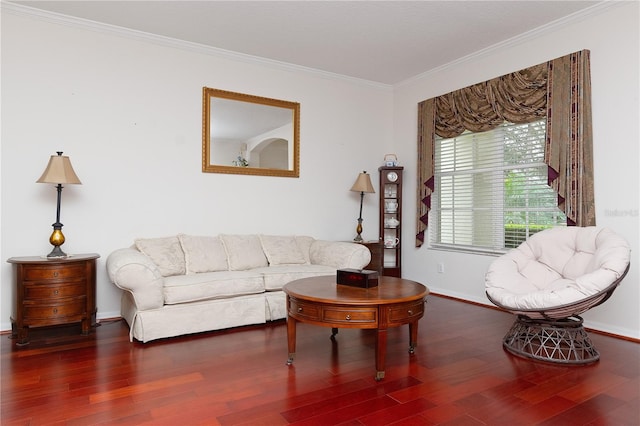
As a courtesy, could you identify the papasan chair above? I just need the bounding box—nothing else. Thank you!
[485,226,630,365]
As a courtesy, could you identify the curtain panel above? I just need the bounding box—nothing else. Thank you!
[416,50,594,247]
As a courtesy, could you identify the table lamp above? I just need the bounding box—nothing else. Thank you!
[350,171,375,242]
[37,151,82,258]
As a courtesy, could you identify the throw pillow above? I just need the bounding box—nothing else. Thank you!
[220,234,268,271]
[178,234,228,274]
[259,235,307,265]
[294,235,314,264]
[135,236,185,277]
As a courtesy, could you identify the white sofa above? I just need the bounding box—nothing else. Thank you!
[106,234,371,342]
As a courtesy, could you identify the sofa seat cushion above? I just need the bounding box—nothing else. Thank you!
[253,264,336,291]
[163,270,264,305]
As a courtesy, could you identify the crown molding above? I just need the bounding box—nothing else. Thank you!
[396,1,625,88]
[2,0,623,90]
[1,1,392,90]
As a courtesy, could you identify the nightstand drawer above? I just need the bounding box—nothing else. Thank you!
[23,264,86,281]
[387,300,424,324]
[323,307,377,324]
[23,298,86,320]
[24,281,86,300]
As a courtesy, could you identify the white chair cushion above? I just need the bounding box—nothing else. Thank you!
[486,227,630,310]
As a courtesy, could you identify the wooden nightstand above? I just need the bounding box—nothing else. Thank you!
[356,240,383,276]
[7,253,100,346]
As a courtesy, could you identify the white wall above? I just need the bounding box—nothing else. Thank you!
[0,8,392,327]
[394,2,640,339]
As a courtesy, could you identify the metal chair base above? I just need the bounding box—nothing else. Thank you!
[502,315,599,365]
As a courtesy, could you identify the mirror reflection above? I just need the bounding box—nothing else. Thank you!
[202,87,300,177]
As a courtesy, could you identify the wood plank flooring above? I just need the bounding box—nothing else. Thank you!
[2,295,638,425]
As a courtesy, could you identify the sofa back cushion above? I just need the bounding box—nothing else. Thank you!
[259,235,307,265]
[294,236,314,264]
[220,234,269,271]
[178,234,228,274]
[134,236,185,277]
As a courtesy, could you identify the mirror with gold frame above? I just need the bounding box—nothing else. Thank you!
[202,87,300,177]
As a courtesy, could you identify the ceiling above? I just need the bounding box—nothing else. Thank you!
[13,1,603,85]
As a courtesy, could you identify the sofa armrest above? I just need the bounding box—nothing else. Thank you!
[106,248,164,310]
[309,240,371,269]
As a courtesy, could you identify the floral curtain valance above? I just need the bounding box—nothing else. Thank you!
[416,50,594,247]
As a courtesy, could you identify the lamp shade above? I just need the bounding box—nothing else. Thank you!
[350,171,375,193]
[37,152,82,185]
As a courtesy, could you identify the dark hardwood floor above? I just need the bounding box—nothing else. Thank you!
[2,295,638,425]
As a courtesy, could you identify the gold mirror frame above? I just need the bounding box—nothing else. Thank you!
[202,87,300,177]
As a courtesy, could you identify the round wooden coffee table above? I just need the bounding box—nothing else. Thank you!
[283,275,428,380]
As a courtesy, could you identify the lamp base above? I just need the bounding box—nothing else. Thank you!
[48,225,67,258]
[47,246,68,258]
[354,218,363,242]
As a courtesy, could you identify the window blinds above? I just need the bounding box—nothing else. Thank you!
[432,120,566,253]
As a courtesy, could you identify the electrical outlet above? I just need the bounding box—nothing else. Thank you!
[437,263,444,273]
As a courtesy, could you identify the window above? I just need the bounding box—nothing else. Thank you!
[431,119,566,253]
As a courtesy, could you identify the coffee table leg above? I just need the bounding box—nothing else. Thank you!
[409,321,418,354]
[375,328,387,381]
[286,315,296,365]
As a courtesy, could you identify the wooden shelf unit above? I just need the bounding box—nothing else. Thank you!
[378,166,403,277]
